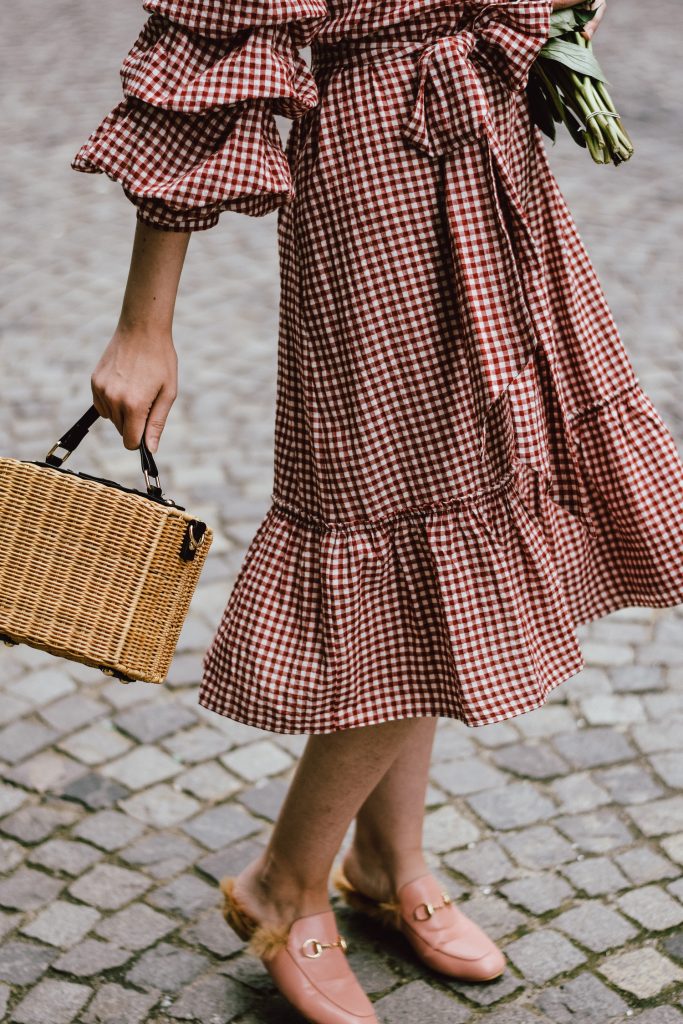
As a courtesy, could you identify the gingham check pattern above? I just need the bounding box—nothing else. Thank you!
[73,1,683,732]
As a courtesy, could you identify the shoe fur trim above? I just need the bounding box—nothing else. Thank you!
[219,876,290,961]
[331,865,403,930]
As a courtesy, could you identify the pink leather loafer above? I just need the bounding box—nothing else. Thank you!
[333,866,506,982]
[220,876,378,1024]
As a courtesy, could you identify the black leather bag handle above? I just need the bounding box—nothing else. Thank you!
[44,405,163,498]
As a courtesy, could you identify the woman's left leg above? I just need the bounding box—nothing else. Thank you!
[340,715,439,900]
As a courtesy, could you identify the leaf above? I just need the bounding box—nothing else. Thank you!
[526,74,557,141]
[539,39,609,84]
[548,8,595,38]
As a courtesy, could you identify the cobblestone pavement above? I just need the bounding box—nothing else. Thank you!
[1,1,682,1021]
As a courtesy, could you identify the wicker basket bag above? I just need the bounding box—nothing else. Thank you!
[0,405,213,684]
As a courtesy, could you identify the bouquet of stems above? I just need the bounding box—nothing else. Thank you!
[527,5,634,165]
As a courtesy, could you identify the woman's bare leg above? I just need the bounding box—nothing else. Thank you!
[232,717,429,929]
[341,716,438,900]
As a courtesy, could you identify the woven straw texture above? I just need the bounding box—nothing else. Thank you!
[0,458,212,683]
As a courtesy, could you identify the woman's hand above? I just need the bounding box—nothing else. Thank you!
[91,219,191,453]
[551,0,607,41]
[91,326,178,453]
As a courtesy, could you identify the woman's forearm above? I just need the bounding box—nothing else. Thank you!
[118,219,191,335]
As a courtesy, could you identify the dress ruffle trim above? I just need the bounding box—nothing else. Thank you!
[71,11,321,228]
[142,0,329,39]
[200,381,683,733]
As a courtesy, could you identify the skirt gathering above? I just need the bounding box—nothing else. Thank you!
[72,0,683,733]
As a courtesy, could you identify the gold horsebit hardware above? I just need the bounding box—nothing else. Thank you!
[412,892,452,922]
[301,935,348,958]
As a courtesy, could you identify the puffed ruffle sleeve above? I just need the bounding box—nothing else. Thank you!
[71,1,328,231]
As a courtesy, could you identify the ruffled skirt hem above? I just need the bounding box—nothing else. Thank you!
[199,381,683,734]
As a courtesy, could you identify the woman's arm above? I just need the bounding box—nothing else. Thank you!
[90,221,190,454]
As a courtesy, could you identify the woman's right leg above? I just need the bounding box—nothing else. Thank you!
[232,716,424,929]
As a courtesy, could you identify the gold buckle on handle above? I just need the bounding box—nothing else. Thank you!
[301,935,348,958]
[46,442,72,464]
[413,893,452,921]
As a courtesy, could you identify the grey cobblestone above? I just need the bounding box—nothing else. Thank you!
[52,938,133,976]
[2,1,683,1021]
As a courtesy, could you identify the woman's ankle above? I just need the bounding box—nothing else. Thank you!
[344,834,429,897]
[236,849,332,924]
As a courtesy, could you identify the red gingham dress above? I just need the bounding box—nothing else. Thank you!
[73,0,683,732]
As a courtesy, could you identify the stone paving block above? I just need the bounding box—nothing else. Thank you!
[504,929,587,984]
[72,809,146,851]
[162,725,232,764]
[0,837,24,872]
[553,809,634,853]
[449,970,523,1007]
[95,903,176,951]
[626,796,683,837]
[663,931,683,964]
[52,938,132,976]
[119,783,200,828]
[126,942,210,993]
[236,777,290,821]
[560,855,630,895]
[552,899,639,952]
[616,884,683,931]
[182,802,261,851]
[0,866,64,911]
[8,668,75,707]
[0,940,57,984]
[148,872,219,919]
[0,781,28,816]
[113,701,197,744]
[0,720,59,764]
[631,1011,683,1024]
[534,971,629,1022]
[20,900,101,948]
[196,836,267,884]
[10,978,91,1024]
[429,756,507,795]
[423,804,480,852]
[476,1002,552,1024]
[649,750,683,788]
[38,694,107,733]
[612,664,666,692]
[0,984,8,1021]
[27,838,102,876]
[443,838,514,885]
[593,763,665,804]
[615,846,681,885]
[120,830,201,880]
[456,892,527,941]
[499,825,576,870]
[81,982,160,1024]
[467,781,556,831]
[221,739,293,781]
[68,863,151,910]
[598,946,683,998]
[500,874,575,915]
[3,750,86,794]
[60,771,130,810]
[661,833,683,865]
[1,802,80,843]
[514,704,578,738]
[174,761,241,802]
[373,979,471,1023]
[668,877,683,902]
[430,723,476,761]
[580,640,634,668]
[551,727,636,769]
[579,693,646,725]
[0,694,31,727]
[168,974,253,1022]
[490,742,570,779]
[632,720,682,755]
[181,909,243,957]
[57,722,132,765]
[643,693,683,719]
[101,745,181,790]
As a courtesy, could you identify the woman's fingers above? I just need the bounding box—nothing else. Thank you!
[581,0,607,40]
[140,385,177,454]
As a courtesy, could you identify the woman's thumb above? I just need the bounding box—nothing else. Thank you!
[144,390,175,454]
